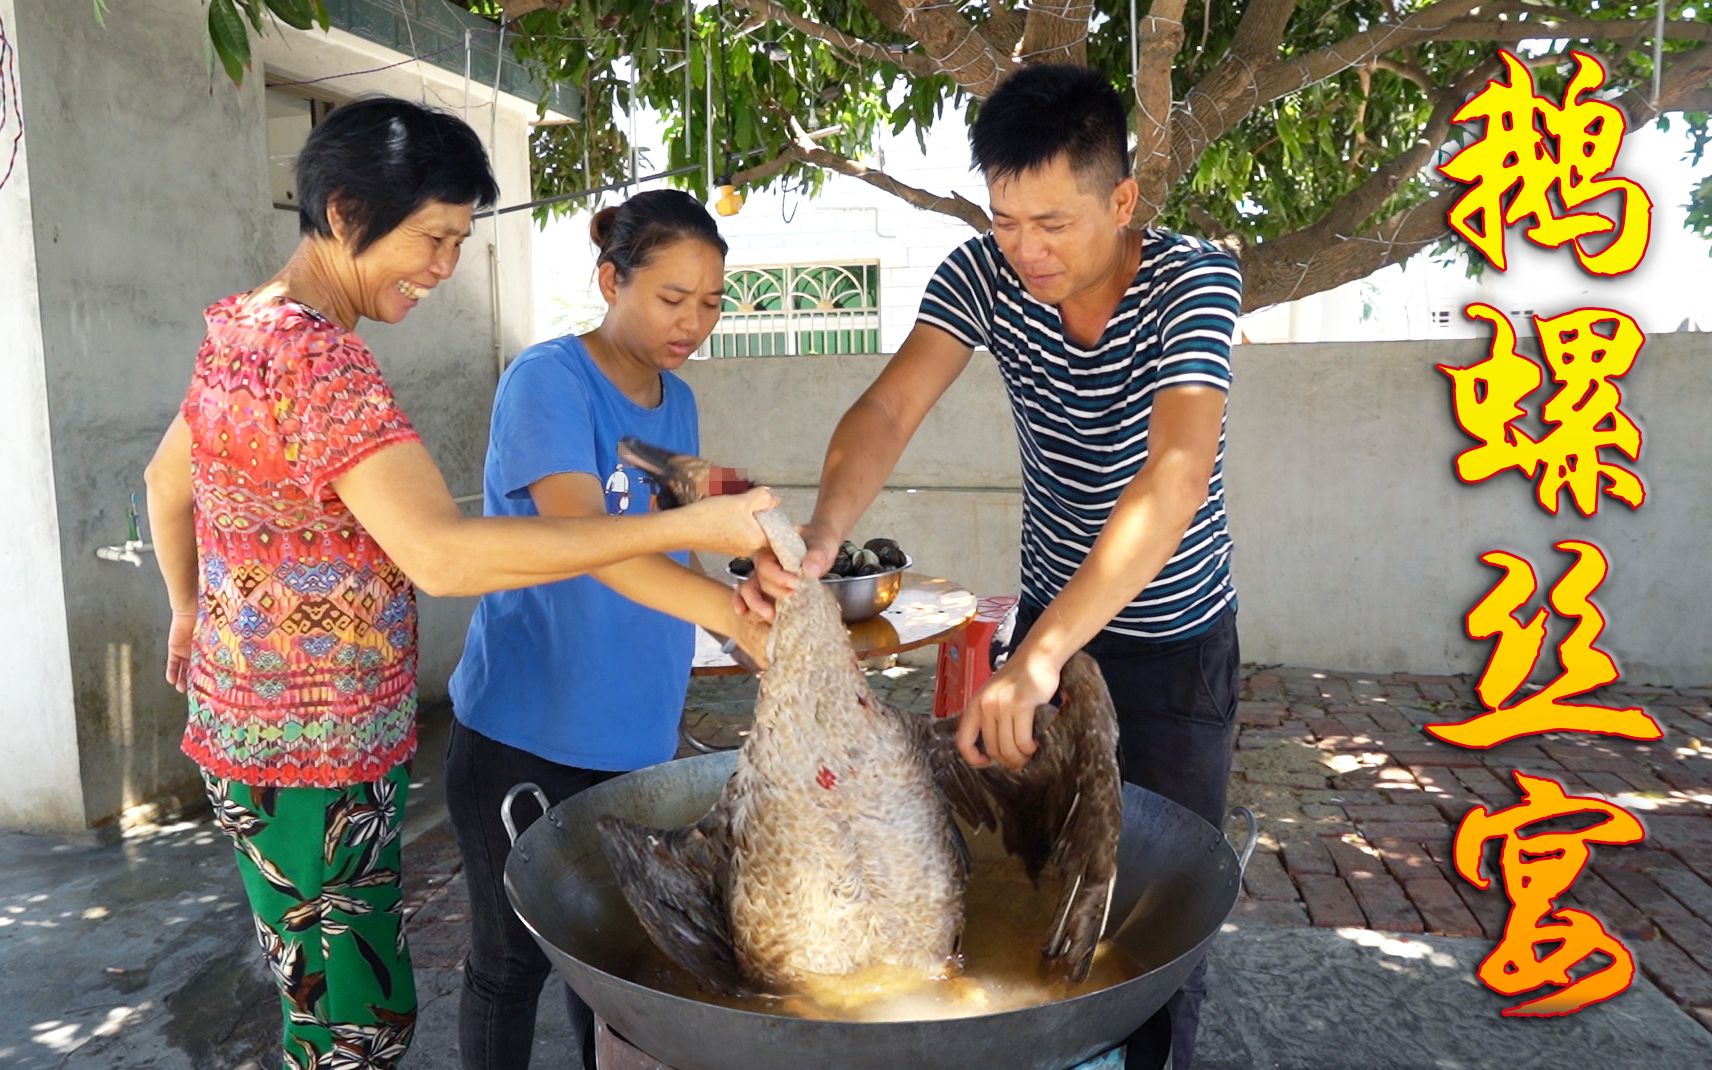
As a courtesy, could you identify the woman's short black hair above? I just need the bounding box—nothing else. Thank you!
[296,96,500,254]
[971,65,1130,190]
[589,189,728,282]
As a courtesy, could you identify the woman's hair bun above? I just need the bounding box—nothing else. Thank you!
[589,205,622,252]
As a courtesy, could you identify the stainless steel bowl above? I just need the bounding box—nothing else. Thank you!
[820,556,911,623]
[728,556,911,624]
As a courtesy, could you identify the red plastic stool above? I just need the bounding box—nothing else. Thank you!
[932,595,1019,719]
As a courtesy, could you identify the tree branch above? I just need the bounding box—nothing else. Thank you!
[859,0,911,32]
[882,0,1017,98]
[1257,61,1495,270]
[1434,17,1712,45]
[1613,42,1712,125]
[1167,0,1485,195]
[734,117,991,231]
[1374,55,1437,93]
[1018,1,1091,65]
[1669,86,1712,114]
[1237,31,1711,310]
[729,147,800,189]
[1133,1,1188,225]
[729,0,937,76]
[1184,203,1242,249]
[1250,0,1489,115]
[982,9,1027,56]
[500,0,553,19]
[1241,195,1453,311]
[1228,0,1299,57]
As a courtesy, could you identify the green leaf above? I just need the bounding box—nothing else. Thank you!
[312,0,330,31]
[736,106,757,151]
[240,0,267,33]
[265,0,316,32]
[209,0,251,86]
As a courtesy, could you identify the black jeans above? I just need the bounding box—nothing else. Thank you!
[1006,603,1240,1070]
[445,720,617,1070]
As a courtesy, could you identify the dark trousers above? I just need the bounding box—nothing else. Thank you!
[445,720,617,1070]
[1006,603,1241,1070]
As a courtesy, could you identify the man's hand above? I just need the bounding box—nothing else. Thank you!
[956,649,1062,770]
[733,522,840,622]
[165,608,196,693]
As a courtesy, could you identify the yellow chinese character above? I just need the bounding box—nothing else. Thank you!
[1439,50,1652,275]
[1427,541,1661,748]
[1439,305,1644,517]
[1455,773,1644,1016]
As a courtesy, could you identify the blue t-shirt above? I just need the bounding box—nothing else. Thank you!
[449,335,700,770]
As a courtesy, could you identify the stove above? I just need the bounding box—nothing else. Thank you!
[594,1017,1127,1070]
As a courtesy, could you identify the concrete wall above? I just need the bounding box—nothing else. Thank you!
[680,332,1712,687]
[9,0,537,830]
[0,0,84,834]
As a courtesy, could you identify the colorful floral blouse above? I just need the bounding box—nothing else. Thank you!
[180,294,422,787]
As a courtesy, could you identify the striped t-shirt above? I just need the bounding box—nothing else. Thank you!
[918,229,1241,640]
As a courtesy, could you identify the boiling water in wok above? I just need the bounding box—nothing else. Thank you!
[615,831,1169,1023]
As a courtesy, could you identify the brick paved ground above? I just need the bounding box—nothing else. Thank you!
[403,661,1712,1035]
[1225,665,1712,1032]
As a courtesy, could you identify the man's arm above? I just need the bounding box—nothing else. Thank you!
[741,323,973,617]
[528,473,769,668]
[956,385,1227,769]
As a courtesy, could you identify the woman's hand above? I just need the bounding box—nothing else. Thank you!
[164,608,196,693]
[682,486,779,558]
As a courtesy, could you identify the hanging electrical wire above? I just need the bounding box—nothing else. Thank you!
[716,0,734,177]
[397,0,430,103]
[266,41,465,89]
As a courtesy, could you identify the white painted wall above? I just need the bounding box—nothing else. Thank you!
[7,0,541,831]
[0,0,83,834]
[534,101,991,349]
[682,333,1712,687]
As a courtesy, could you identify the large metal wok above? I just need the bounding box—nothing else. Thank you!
[503,751,1257,1070]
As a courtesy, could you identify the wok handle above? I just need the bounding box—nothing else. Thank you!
[500,782,553,860]
[1229,806,1260,875]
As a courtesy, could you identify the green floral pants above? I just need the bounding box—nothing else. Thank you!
[203,765,416,1070]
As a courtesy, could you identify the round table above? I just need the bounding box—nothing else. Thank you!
[690,572,978,675]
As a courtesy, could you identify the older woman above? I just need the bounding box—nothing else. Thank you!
[143,97,773,1070]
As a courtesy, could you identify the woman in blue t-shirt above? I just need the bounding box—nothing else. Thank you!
[445,190,761,1070]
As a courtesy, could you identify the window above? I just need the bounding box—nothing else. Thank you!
[705,263,881,358]
[267,85,337,210]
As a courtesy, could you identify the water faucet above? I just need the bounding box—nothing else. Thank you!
[95,494,155,567]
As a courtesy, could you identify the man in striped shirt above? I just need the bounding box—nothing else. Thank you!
[742,65,1241,1070]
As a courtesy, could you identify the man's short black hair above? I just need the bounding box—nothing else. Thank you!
[296,96,500,254]
[970,65,1130,190]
